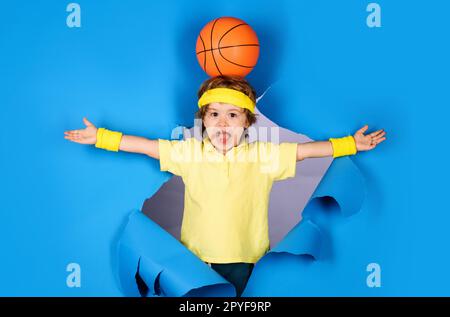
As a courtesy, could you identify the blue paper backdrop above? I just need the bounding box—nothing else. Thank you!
[0,0,448,296]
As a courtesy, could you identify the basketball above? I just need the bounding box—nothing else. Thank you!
[196,17,260,78]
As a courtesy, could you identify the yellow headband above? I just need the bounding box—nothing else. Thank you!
[198,88,255,113]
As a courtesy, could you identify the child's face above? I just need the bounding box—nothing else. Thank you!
[203,102,249,153]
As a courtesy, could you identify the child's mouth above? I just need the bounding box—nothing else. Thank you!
[216,131,230,145]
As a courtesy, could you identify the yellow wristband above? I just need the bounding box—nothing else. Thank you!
[329,136,357,158]
[95,128,123,152]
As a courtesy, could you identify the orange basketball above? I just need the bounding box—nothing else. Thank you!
[196,17,260,78]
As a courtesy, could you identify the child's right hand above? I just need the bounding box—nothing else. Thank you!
[64,117,98,145]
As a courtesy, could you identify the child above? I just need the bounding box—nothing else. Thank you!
[64,75,386,297]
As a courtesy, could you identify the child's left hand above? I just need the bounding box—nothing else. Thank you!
[353,125,386,151]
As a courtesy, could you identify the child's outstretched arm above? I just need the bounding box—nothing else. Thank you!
[296,125,386,161]
[64,117,160,159]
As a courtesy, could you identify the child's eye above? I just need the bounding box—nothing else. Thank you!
[229,113,238,118]
[210,112,218,117]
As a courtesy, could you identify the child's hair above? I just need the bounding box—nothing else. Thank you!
[196,76,258,135]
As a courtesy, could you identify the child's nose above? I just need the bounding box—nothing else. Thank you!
[217,116,228,127]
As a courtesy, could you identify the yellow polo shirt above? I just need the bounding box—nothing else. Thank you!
[158,137,298,264]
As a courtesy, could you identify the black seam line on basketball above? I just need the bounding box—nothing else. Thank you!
[218,51,256,68]
[210,18,223,76]
[218,45,258,68]
[218,23,247,49]
[199,34,207,72]
[218,23,258,69]
[196,44,260,55]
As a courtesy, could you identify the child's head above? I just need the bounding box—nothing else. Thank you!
[196,75,258,153]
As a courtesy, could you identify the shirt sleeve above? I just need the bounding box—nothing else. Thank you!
[158,138,189,177]
[259,142,298,181]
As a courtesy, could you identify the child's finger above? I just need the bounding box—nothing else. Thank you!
[369,129,383,137]
[357,125,369,134]
[67,133,79,138]
[83,117,94,127]
[373,132,386,140]
[372,137,386,145]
